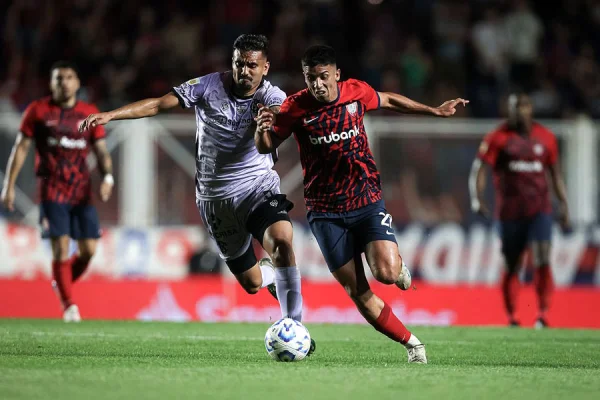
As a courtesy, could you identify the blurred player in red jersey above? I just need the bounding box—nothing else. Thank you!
[1,61,114,322]
[469,92,570,328]
[255,45,468,363]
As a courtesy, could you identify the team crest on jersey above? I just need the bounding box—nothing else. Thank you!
[187,78,200,85]
[346,102,358,115]
[533,143,544,156]
[221,102,229,112]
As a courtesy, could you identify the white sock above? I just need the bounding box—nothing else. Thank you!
[404,334,422,349]
[275,266,303,321]
[259,264,275,288]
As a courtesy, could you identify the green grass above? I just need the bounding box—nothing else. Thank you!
[0,320,599,400]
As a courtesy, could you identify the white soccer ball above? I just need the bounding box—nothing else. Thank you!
[264,318,311,362]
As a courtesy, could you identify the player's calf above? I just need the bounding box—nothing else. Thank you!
[262,221,304,322]
[229,247,265,295]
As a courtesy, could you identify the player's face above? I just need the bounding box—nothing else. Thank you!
[509,94,533,124]
[50,68,80,102]
[232,50,269,94]
[303,64,340,103]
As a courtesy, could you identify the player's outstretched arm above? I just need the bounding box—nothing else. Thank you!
[378,92,469,117]
[79,93,180,132]
[254,104,284,154]
[1,133,32,212]
[469,159,491,219]
[549,162,570,229]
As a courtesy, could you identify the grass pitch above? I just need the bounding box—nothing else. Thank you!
[0,319,599,400]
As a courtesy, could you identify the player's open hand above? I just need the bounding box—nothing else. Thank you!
[254,103,275,132]
[79,112,112,132]
[0,185,15,212]
[100,181,113,202]
[434,98,469,117]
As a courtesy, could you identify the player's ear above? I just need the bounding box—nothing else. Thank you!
[335,69,341,81]
[263,61,270,76]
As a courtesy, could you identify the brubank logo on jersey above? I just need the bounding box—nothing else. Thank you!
[47,136,87,149]
[508,160,543,173]
[309,125,360,145]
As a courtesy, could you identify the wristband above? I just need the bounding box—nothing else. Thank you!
[103,174,114,185]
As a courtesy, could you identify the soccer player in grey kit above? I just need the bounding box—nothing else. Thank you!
[80,34,315,355]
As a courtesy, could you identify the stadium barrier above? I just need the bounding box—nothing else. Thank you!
[1,277,599,328]
[1,220,599,285]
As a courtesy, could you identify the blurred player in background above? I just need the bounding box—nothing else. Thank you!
[255,45,468,364]
[79,34,315,355]
[469,92,570,328]
[1,61,114,322]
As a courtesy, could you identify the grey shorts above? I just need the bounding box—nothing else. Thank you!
[197,174,292,261]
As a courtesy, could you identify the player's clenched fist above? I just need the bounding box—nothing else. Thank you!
[254,103,275,132]
[79,112,113,132]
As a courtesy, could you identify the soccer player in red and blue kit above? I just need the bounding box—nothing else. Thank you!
[1,61,114,322]
[470,92,570,329]
[255,45,468,363]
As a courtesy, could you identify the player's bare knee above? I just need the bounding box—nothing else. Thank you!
[372,260,400,285]
[372,269,397,284]
[53,246,71,261]
[78,250,94,263]
[369,251,401,284]
[242,284,261,295]
[535,255,550,267]
[270,239,295,267]
[239,277,262,295]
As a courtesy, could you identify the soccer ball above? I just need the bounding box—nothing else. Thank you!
[264,318,311,362]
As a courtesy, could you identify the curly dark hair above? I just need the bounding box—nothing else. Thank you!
[301,45,337,68]
[233,34,269,57]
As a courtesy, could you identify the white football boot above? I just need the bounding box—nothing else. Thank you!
[63,304,81,323]
[395,261,412,290]
[407,344,427,364]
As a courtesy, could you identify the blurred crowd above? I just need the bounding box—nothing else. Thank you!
[1,0,599,227]
[2,0,600,118]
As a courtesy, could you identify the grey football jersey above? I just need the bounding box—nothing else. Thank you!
[172,72,286,200]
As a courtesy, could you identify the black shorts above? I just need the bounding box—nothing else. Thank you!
[220,193,294,275]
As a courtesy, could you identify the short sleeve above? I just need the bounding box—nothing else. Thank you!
[351,79,380,111]
[261,85,286,109]
[477,131,501,166]
[172,74,214,108]
[19,102,37,138]
[271,97,296,140]
[89,105,106,142]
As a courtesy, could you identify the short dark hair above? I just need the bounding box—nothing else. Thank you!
[50,60,79,77]
[233,34,269,57]
[301,45,337,68]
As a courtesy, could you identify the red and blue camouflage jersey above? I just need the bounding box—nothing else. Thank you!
[477,122,558,220]
[272,79,381,212]
[19,96,105,205]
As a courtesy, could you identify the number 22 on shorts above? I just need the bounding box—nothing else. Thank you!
[379,212,394,235]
